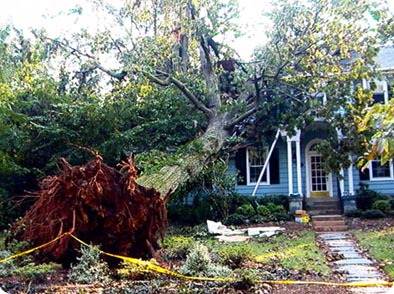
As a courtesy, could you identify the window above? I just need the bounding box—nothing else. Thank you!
[370,159,393,180]
[246,148,269,184]
[365,79,389,104]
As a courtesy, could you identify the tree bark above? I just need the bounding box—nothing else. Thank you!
[137,114,230,199]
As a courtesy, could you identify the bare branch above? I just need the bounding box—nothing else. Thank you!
[96,65,127,80]
[225,105,257,130]
[139,68,214,118]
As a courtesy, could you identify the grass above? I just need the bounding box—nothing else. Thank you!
[199,230,330,276]
[253,231,330,274]
[352,227,394,279]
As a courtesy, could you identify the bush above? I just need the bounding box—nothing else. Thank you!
[0,188,15,229]
[11,262,60,282]
[361,209,385,219]
[232,268,260,291]
[68,244,111,284]
[256,195,289,211]
[374,195,390,201]
[256,205,270,217]
[356,184,382,210]
[389,198,394,210]
[372,200,391,213]
[217,244,254,269]
[0,239,60,282]
[236,204,256,218]
[345,209,363,217]
[168,195,213,225]
[160,236,195,260]
[179,242,232,278]
[265,202,286,214]
[270,213,292,222]
[224,213,245,225]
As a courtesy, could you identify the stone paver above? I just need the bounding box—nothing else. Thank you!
[317,231,390,294]
[334,258,374,265]
[341,252,363,259]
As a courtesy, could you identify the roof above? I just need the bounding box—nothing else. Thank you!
[375,46,394,70]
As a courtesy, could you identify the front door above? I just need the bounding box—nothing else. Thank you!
[308,142,331,197]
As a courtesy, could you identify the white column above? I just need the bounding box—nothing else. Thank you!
[348,155,354,195]
[296,139,302,196]
[339,168,345,196]
[287,139,293,195]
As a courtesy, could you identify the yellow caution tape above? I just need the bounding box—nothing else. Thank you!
[69,233,233,282]
[1,232,393,288]
[0,232,69,263]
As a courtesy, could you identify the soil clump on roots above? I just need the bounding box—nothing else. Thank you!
[11,156,167,265]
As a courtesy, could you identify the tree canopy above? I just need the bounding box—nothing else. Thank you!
[0,0,393,228]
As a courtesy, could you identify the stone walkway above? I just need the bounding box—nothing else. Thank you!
[318,232,392,294]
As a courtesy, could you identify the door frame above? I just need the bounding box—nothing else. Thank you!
[305,139,333,198]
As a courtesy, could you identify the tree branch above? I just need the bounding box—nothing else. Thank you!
[140,69,214,118]
[224,105,257,130]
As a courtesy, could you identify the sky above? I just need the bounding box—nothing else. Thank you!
[0,0,393,59]
[0,0,269,59]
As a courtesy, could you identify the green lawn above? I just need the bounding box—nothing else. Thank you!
[199,230,330,276]
[352,227,394,279]
[253,231,330,274]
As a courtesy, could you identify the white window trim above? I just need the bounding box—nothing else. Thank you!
[369,159,394,181]
[363,79,389,104]
[246,147,270,186]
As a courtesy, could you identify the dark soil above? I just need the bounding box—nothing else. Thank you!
[346,217,394,231]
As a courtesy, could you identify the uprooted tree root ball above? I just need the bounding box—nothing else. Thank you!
[12,156,168,265]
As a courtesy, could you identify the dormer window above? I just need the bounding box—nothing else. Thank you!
[364,79,389,104]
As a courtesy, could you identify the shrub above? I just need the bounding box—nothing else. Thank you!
[345,209,363,217]
[68,244,111,284]
[372,200,391,213]
[236,204,256,218]
[179,242,232,278]
[116,261,159,280]
[356,183,382,210]
[265,202,286,214]
[256,205,270,217]
[224,213,245,225]
[167,195,213,226]
[361,209,385,219]
[389,198,394,210]
[232,268,259,290]
[0,240,60,282]
[270,213,292,222]
[217,244,254,269]
[11,262,61,282]
[160,236,195,259]
[256,195,289,211]
[374,195,390,201]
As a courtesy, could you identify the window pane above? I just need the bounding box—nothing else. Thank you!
[371,161,391,178]
[373,93,385,104]
[248,149,267,183]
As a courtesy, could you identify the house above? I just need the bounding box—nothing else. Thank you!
[228,46,394,210]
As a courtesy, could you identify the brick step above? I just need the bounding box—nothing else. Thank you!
[308,205,341,211]
[312,220,346,227]
[314,225,348,232]
[312,214,347,232]
[305,197,340,203]
[312,214,344,221]
[308,209,342,216]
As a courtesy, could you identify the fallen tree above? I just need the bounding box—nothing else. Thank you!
[10,0,389,263]
[16,156,167,264]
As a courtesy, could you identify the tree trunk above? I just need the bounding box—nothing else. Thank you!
[137,115,230,199]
